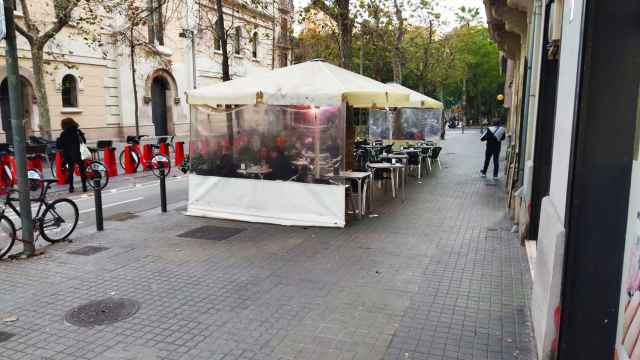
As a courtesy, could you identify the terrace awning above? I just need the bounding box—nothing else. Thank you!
[187,60,411,108]
[385,82,444,109]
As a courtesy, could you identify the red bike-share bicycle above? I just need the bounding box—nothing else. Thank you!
[51,145,110,191]
[119,135,172,176]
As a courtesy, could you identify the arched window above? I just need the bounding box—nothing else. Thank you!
[61,75,78,108]
[251,32,258,59]
[234,26,241,55]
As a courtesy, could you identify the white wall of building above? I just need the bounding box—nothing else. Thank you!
[547,0,584,222]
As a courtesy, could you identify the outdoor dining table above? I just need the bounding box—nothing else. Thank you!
[388,153,408,161]
[329,171,372,218]
[367,162,406,202]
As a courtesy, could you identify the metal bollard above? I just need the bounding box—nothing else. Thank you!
[159,168,167,213]
[93,176,103,231]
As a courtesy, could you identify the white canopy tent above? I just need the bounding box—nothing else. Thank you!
[186,60,412,228]
[188,60,410,108]
[385,83,444,109]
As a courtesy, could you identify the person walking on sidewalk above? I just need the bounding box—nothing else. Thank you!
[480,119,506,180]
[56,118,87,193]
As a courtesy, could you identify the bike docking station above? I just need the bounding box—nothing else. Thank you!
[93,174,104,231]
[153,155,170,213]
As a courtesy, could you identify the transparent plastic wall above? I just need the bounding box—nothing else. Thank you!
[424,109,443,140]
[368,109,392,140]
[190,104,345,184]
[393,108,442,141]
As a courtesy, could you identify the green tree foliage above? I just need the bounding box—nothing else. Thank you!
[295,4,504,124]
[441,25,504,123]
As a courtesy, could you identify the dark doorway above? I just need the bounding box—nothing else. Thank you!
[151,76,169,136]
[558,0,640,357]
[528,1,560,241]
[0,77,33,144]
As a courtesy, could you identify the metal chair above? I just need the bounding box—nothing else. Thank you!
[406,151,421,177]
[428,146,443,170]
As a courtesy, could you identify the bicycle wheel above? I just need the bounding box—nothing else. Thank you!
[119,149,140,172]
[39,198,79,243]
[86,161,109,190]
[0,215,16,259]
[151,154,171,178]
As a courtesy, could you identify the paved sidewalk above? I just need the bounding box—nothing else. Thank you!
[0,131,535,360]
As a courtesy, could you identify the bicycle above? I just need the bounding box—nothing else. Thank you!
[0,172,79,259]
[0,144,15,185]
[52,148,110,191]
[119,135,173,175]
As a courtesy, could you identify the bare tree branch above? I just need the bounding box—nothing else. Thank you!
[41,0,82,43]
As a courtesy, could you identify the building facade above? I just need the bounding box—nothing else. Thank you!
[0,0,293,142]
[485,0,640,359]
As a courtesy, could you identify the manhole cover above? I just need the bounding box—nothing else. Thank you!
[177,226,246,241]
[106,212,139,222]
[67,246,109,256]
[0,331,15,343]
[65,298,140,327]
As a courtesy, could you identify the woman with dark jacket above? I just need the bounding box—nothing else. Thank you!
[56,118,87,192]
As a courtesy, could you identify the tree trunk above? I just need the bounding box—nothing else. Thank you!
[392,58,401,84]
[391,0,404,84]
[440,86,445,140]
[215,0,233,151]
[359,33,364,75]
[130,40,140,137]
[336,0,352,70]
[215,0,230,82]
[30,44,52,139]
[418,20,433,93]
[462,78,467,130]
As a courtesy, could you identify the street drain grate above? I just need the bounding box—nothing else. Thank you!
[177,226,246,241]
[67,246,110,256]
[0,331,15,343]
[65,298,140,327]
[106,212,139,222]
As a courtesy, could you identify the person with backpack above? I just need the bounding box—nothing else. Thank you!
[56,117,88,193]
[480,119,506,180]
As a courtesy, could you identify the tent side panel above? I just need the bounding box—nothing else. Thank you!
[187,175,346,228]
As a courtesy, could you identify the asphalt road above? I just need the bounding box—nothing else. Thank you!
[3,174,188,256]
[69,174,188,231]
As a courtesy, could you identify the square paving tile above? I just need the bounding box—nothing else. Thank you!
[177,225,246,241]
[67,246,110,256]
[0,331,15,343]
[106,212,139,222]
